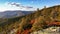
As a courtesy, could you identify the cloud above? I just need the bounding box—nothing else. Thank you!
[8,2,21,7]
[0,2,36,12]
[8,2,33,9]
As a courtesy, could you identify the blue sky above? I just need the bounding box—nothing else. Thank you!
[0,0,60,11]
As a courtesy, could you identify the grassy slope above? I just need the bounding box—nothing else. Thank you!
[0,5,60,34]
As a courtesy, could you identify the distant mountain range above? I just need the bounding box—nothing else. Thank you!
[0,10,34,18]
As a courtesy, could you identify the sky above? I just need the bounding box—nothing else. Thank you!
[0,0,60,12]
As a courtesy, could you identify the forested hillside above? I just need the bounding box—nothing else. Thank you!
[0,5,60,34]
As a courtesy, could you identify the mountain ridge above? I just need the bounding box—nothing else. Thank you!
[0,10,34,18]
[0,5,60,34]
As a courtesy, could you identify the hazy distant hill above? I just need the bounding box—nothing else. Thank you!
[0,10,34,18]
[0,5,60,34]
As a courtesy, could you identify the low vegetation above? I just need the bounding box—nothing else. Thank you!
[0,5,60,34]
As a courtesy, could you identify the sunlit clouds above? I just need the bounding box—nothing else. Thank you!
[0,2,36,12]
